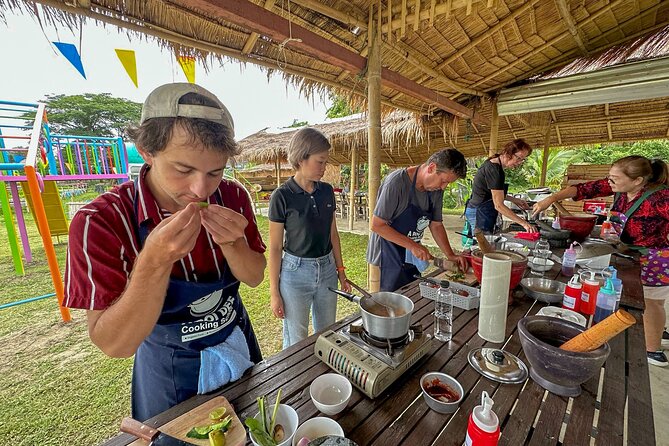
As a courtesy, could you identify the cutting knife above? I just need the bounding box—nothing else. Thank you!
[120,417,197,446]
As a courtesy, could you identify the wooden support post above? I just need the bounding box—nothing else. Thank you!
[539,123,552,187]
[275,152,281,188]
[489,96,499,156]
[348,145,358,231]
[368,3,382,292]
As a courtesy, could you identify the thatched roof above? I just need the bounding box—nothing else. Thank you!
[6,0,668,163]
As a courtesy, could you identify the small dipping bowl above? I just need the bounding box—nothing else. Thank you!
[292,417,345,446]
[251,404,299,446]
[310,373,352,416]
[420,372,464,414]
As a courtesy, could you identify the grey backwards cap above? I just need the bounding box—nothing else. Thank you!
[140,83,234,136]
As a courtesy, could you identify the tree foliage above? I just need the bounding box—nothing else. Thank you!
[325,93,359,119]
[35,93,142,137]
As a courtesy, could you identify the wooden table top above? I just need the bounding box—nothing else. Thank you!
[102,256,655,446]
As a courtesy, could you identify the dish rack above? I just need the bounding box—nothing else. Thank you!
[419,282,480,310]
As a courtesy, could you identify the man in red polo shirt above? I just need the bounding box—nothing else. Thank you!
[64,83,267,420]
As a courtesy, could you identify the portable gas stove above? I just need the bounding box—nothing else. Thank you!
[314,319,432,398]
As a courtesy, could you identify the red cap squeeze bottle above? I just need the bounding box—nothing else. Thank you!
[580,271,600,316]
[562,274,582,313]
[466,391,500,446]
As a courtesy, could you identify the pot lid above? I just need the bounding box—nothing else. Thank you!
[467,348,528,384]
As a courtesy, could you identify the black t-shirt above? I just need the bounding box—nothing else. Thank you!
[268,177,335,258]
[469,158,506,206]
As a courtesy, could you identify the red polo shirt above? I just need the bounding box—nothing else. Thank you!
[64,166,266,310]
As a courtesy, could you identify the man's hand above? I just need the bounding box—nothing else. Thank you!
[201,205,248,247]
[142,203,202,268]
[447,253,469,272]
[410,242,433,261]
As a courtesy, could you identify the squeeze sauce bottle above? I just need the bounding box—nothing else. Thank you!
[580,271,600,316]
[606,267,623,309]
[561,242,577,277]
[466,391,500,446]
[562,274,582,313]
[593,278,617,324]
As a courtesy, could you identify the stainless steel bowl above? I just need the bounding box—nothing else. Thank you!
[520,278,565,304]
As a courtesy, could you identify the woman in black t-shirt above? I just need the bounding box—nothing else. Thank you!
[267,128,351,349]
[465,139,537,234]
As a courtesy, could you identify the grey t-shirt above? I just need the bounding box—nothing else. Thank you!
[366,168,443,266]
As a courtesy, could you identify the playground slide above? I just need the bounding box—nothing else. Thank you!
[20,180,69,237]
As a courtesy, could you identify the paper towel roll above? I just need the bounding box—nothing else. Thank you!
[478,252,512,343]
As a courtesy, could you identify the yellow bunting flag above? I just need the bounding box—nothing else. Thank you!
[177,55,196,83]
[114,49,138,88]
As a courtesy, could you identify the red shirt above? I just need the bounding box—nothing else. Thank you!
[64,166,266,310]
[574,178,669,248]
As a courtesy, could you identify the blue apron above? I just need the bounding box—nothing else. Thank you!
[379,165,433,292]
[130,184,262,421]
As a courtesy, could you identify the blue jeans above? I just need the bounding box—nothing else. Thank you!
[279,251,338,349]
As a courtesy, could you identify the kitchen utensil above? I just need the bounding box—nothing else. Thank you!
[474,229,495,253]
[468,250,528,291]
[535,220,571,248]
[537,306,587,327]
[559,214,598,242]
[527,257,555,272]
[346,279,396,317]
[518,316,610,397]
[561,309,636,352]
[467,348,528,384]
[532,238,551,277]
[519,278,565,304]
[292,418,344,446]
[420,372,464,413]
[121,418,198,446]
[309,373,352,416]
[328,288,413,339]
[127,396,246,446]
[251,404,299,446]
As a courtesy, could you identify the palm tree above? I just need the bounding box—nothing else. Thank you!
[523,149,583,189]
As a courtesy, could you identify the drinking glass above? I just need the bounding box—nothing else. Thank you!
[532,238,551,277]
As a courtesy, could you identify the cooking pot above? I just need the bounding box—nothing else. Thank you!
[329,288,413,339]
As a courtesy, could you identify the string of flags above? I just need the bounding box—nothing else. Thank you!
[52,41,196,86]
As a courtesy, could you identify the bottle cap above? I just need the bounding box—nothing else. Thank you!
[565,242,576,254]
[600,278,616,295]
[439,280,450,289]
[568,274,582,289]
[472,391,499,433]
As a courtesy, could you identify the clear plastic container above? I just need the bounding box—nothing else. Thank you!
[434,280,454,342]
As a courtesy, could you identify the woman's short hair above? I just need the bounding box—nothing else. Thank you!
[613,155,669,187]
[287,127,331,169]
[127,92,238,157]
[499,138,532,158]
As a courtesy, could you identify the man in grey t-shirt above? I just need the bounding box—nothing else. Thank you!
[367,148,469,292]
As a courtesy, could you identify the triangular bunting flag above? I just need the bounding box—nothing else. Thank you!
[53,42,86,79]
[115,49,138,88]
[177,55,196,83]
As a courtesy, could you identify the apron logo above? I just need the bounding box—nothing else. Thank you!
[407,216,430,242]
[182,293,237,342]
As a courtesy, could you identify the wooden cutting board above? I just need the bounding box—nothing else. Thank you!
[435,268,478,286]
[129,396,246,446]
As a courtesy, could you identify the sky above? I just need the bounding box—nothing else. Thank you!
[0,9,331,140]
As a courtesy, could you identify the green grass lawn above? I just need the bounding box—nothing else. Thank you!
[0,209,362,445]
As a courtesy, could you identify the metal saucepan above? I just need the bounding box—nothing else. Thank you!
[329,287,414,339]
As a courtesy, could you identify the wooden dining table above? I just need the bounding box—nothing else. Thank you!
[101,253,655,446]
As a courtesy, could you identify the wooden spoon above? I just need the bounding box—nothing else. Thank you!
[474,229,495,254]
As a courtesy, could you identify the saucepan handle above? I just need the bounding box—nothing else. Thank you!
[328,287,361,303]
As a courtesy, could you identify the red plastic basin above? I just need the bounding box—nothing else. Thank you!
[469,251,528,291]
[559,214,598,242]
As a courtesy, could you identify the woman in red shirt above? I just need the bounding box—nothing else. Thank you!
[533,156,669,367]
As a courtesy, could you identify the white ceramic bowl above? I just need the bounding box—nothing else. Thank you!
[527,257,555,272]
[537,306,587,327]
[420,372,464,414]
[291,417,345,446]
[250,403,299,446]
[310,374,352,416]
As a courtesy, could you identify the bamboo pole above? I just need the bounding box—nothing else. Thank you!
[489,96,499,156]
[539,122,552,187]
[368,3,382,292]
[275,151,281,188]
[348,145,358,231]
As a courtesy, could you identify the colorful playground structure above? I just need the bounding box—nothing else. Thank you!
[0,99,130,321]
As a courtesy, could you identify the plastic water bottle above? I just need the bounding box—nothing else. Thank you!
[466,391,500,446]
[594,279,617,324]
[561,242,577,277]
[606,267,623,309]
[434,280,453,342]
[562,274,582,313]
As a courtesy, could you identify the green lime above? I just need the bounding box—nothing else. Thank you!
[208,429,226,446]
[209,407,227,421]
[198,202,209,208]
